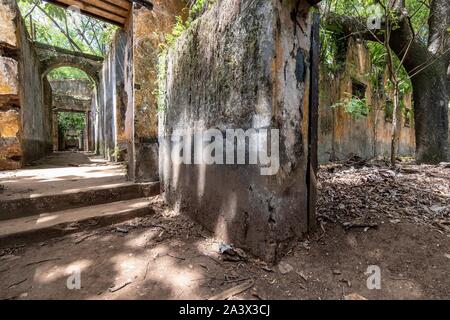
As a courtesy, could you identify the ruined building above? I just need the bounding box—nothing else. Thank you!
[318,38,415,163]
[0,0,417,262]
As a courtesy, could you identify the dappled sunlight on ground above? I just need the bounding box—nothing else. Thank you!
[0,162,448,300]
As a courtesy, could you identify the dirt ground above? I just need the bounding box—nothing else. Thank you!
[0,160,448,300]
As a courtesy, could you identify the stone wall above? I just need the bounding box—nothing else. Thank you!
[0,0,21,170]
[0,0,52,170]
[123,15,135,178]
[160,0,316,262]
[318,38,416,163]
[83,1,186,176]
[94,30,127,160]
[128,0,187,181]
[49,79,93,98]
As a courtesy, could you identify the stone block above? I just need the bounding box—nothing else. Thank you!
[0,109,19,137]
[0,0,18,49]
[0,56,18,96]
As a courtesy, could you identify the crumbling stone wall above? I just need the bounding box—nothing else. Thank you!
[128,0,187,181]
[0,0,52,169]
[0,54,20,169]
[318,38,416,163]
[160,0,316,262]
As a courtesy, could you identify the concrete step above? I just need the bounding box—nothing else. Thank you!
[0,182,159,221]
[0,197,154,246]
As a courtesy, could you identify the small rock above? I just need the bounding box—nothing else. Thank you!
[219,243,233,254]
[332,269,342,275]
[19,292,28,298]
[429,205,446,214]
[115,227,128,234]
[278,261,293,274]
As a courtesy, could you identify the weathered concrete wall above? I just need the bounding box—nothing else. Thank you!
[129,0,187,181]
[50,79,92,114]
[123,16,135,178]
[49,79,93,98]
[17,7,53,165]
[88,1,186,176]
[0,0,52,169]
[94,30,127,160]
[52,95,91,112]
[160,0,315,262]
[318,39,416,163]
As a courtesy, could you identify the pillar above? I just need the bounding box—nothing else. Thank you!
[127,0,187,181]
[159,0,318,263]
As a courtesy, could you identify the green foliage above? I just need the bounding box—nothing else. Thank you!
[58,112,85,135]
[17,0,117,56]
[321,0,430,81]
[331,93,370,118]
[366,42,412,96]
[188,0,214,21]
[164,15,188,47]
[321,0,417,118]
[163,0,216,49]
[47,66,90,80]
[320,29,347,75]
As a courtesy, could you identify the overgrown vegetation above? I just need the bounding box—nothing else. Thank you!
[17,0,117,56]
[319,0,450,164]
[47,66,91,81]
[331,95,370,118]
[58,112,85,136]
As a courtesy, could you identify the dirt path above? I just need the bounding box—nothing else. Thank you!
[0,162,448,300]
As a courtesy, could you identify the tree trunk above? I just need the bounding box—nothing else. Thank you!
[390,83,400,165]
[411,60,449,163]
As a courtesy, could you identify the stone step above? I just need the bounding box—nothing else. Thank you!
[0,182,159,221]
[0,197,154,247]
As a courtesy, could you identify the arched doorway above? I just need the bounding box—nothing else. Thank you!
[45,66,96,153]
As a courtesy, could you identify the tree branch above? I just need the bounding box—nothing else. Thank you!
[36,4,82,52]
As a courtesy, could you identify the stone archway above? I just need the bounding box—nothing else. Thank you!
[34,42,103,83]
[32,43,103,155]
